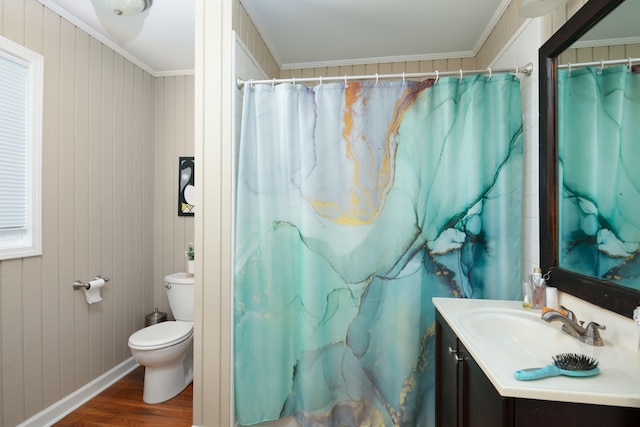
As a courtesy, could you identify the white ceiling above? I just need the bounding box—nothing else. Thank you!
[39,0,511,76]
[241,0,508,69]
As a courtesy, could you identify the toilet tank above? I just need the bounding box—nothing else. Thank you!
[164,272,194,321]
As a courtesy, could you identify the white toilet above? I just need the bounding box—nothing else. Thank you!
[128,272,194,404]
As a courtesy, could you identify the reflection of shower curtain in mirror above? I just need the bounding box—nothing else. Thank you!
[235,74,523,426]
[558,65,640,291]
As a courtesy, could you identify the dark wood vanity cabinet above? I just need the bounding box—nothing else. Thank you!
[436,312,512,427]
[435,311,640,427]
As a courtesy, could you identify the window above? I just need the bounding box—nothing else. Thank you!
[0,37,42,260]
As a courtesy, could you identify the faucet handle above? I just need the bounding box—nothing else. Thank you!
[584,322,606,346]
[560,305,577,321]
[585,321,606,333]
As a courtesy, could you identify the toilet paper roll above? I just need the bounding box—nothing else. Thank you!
[84,278,105,304]
[546,286,558,310]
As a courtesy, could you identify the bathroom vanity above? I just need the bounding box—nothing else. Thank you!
[434,297,640,427]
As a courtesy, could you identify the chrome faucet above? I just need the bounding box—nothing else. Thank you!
[541,306,606,346]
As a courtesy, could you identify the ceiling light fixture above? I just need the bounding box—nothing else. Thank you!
[519,0,568,18]
[103,0,153,16]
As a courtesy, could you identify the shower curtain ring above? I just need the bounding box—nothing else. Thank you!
[599,59,604,74]
[319,76,323,85]
[628,57,633,72]
[487,67,492,80]
[292,77,296,85]
[435,70,439,84]
[459,69,463,81]
[402,72,406,84]
[375,73,379,85]
[568,63,572,76]
[344,75,348,85]
[272,78,276,87]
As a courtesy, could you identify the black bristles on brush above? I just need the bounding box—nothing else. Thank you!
[552,353,599,371]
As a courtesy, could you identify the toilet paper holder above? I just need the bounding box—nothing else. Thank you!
[73,275,110,290]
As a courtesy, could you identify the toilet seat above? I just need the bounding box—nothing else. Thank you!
[128,321,193,351]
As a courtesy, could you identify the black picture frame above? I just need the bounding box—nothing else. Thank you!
[178,156,195,216]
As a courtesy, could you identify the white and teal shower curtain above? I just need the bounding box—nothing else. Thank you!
[235,74,523,427]
[558,65,640,291]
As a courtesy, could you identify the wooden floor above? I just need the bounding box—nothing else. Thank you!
[53,366,193,427]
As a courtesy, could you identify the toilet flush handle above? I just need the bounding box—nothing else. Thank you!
[165,283,172,289]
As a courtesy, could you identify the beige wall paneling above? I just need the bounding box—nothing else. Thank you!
[0,0,160,424]
[59,16,77,399]
[142,70,155,336]
[628,43,640,58]
[112,52,126,366]
[1,260,24,427]
[41,5,63,416]
[153,75,195,319]
[22,0,45,421]
[74,22,91,395]
[561,43,640,65]
[88,36,105,383]
[163,77,176,293]
[172,77,185,278]
[100,44,116,377]
[0,264,3,424]
[153,77,165,313]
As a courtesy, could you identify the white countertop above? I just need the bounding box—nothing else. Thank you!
[433,297,640,408]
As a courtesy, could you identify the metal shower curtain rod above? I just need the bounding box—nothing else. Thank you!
[236,62,534,89]
[558,57,640,70]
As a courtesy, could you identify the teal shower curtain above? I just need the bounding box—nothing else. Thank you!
[558,65,640,290]
[235,74,523,426]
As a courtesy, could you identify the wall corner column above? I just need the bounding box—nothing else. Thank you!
[194,0,234,425]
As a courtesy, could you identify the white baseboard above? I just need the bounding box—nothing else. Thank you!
[17,357,139,427]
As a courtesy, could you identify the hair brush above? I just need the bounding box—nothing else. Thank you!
[514,353,599,381]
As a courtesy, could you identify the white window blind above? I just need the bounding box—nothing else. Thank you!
[0,53,28,235]
[0,37,43,260]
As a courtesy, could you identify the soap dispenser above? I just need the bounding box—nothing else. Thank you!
[529,267,546,309]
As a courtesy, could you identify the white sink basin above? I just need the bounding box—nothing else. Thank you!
[458,307,613,363]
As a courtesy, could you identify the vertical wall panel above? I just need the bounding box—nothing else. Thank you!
[22,256,43,418]
[143,71,155,325]
[153,78,165,311]
[123,60,136,347]
[87,36,104,382]
[111,53,125,364]
[0,264,3,426]
[73,27,91,392]
[41,5,62,411]
[132,67,145,332]
[173,77,186,269]
[100,47,115,373]
[1,260,23,427]
[58,17,77,398]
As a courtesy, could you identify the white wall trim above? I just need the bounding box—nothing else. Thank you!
[17,358,139,427]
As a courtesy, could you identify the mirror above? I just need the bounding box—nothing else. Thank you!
[540,0,640,318]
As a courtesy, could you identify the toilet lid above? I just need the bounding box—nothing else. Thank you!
[128,321,193,350]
